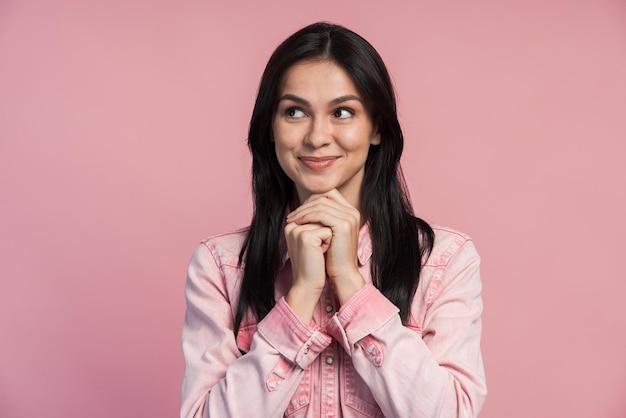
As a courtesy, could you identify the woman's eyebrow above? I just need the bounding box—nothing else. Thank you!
[328,95,362,106]
[277,94,363,106]
[277,94,310,106]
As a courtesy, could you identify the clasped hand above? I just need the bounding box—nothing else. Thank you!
[284,189,365,324]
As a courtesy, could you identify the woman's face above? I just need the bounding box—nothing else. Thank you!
[272,60,380,209]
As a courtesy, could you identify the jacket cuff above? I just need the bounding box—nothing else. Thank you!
[257,297,332,369]
[326,285,399,353]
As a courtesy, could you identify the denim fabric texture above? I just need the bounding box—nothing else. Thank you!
[181,224,487,417]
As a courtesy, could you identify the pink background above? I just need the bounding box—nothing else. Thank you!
[1,0,625,417]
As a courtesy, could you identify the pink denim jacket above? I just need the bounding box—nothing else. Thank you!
[181,224,486,417]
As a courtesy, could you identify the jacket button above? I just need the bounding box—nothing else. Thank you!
[325,356,334,365]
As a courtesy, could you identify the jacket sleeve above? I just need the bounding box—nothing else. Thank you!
[181,242,332,418]
[326,239,487,418]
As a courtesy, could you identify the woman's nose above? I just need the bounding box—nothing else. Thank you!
[303,117,332,148]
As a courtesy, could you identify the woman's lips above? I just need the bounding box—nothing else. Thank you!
[299,156,339,170]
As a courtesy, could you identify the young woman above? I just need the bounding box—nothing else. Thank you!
[181,22,486,418]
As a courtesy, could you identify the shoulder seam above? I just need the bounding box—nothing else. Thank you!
[425,228,472,268]
[201,236,244,270]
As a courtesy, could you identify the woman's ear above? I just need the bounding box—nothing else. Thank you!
[370,131,380,145]
[369,116,382,145]
[370,127,381,145]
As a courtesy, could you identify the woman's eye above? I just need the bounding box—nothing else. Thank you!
[285,108,305,118]
[333,108,354,119]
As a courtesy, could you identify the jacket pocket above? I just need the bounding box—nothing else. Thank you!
[343,356,384,418]
[284,365,312,416]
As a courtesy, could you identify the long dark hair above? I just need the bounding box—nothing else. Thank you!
[235,22,434,333]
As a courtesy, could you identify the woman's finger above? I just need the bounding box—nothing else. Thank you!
[287,193,359,227]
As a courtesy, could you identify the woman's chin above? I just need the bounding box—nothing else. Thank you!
[295,185,337,201]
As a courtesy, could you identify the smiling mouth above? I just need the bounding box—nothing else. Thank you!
[299,156,339,170]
